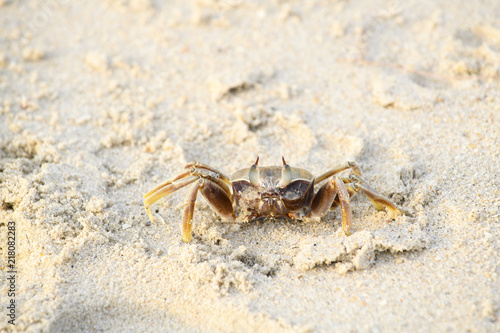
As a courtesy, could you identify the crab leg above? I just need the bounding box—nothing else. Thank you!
[181,178,235,243]
[143,170,192,198]
[144,175,199,221]
[349,175,402,214]
[182,180,202,243]
[184,161,232,186]
[334,177,353,236]
[144,161,236,221]
[309,176,353,235]
[328,181,357,209]
[314,161,361,184]
[184,162,233,201]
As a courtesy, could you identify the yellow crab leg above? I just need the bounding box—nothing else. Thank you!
[144,176,198,221]
[334,176,352,236]
[314,162,361,184]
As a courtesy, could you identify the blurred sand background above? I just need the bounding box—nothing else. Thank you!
[1,0,499,331]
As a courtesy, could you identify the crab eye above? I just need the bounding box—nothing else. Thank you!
[249,157,260,186]
[279,157,292,188]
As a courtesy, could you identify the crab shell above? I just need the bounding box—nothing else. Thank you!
[231,165,315,220]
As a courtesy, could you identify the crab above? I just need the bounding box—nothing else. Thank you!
[144,157,402,242]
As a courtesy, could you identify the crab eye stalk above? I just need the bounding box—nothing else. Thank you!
[279,156,292,188]
[249,156,260,186]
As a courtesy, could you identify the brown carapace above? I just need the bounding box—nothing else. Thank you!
[144,157,402,242]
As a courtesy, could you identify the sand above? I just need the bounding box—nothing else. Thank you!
[0,0,499,332]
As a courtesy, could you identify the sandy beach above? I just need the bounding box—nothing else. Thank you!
[1,0,499,331]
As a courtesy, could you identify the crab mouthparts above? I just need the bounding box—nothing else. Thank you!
[261,191,279,199]
[259,191,285,216]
